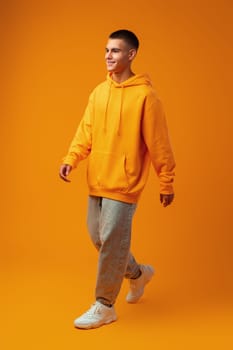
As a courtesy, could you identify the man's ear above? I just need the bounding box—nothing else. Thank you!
[128,48,137,61]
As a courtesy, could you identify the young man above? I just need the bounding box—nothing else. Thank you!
[59,29,175,329]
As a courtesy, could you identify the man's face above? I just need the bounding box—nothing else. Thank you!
[105,38,134,73]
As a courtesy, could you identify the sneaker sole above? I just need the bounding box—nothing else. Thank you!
[74,316,117,330]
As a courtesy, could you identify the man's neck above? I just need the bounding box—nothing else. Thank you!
[111,70,135,84]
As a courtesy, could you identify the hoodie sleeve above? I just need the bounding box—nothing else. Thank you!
[62,94,93,168]
[142,93,176,194]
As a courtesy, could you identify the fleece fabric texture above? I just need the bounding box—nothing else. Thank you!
[63,73,175,203]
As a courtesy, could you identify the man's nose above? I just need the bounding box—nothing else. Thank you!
[106,51,112,59]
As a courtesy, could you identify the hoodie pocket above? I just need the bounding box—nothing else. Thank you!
[87,151,129,192]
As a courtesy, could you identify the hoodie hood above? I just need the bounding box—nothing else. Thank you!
[104,73,153,135]
[106,72,152,87]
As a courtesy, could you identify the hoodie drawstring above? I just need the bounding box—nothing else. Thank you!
[103,81,112,133]
[103,81,123,136]
[117,86,124,136]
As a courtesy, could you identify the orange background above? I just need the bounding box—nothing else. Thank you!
[1,0,233,348]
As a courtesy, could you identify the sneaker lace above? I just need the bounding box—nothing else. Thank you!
[84,303,101,318]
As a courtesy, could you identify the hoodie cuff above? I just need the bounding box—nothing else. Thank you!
[62,155,79,169]
[159,182,174,195]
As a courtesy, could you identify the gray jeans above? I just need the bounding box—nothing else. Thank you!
[87,196,141,306]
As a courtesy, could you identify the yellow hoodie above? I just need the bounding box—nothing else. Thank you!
[63,73,175,203]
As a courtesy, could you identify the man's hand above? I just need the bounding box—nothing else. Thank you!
[59,164,72,182]
[160,193,174,207]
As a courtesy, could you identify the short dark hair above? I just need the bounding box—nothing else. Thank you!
[109,29,139,50]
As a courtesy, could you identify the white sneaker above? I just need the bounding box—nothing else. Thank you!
[74,301,117,329]
[126,264,155,303]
